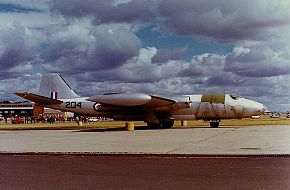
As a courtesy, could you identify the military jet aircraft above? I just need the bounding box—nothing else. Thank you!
[15,73,266,128]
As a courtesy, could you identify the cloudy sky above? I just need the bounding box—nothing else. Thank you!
[0,0,290,111]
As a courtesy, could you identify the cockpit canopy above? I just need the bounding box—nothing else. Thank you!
[229,94,242,100]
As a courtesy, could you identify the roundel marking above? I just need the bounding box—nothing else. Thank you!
[93,103,101,112]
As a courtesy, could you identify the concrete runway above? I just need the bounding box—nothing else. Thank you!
[1,125,290,154]
[1,125,290,189]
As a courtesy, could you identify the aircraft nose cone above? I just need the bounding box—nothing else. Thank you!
[242,99,267,116]
[261,104,268,113]
[251,101,266,115]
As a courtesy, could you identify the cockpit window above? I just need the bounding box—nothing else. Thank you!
[230,94,241,100]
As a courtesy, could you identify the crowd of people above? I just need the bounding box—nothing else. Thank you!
[0,114,77,124]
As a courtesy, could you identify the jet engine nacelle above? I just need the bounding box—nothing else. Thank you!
[87,92,151,106]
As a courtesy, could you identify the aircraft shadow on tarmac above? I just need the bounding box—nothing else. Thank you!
[73,126,239,133]
[74,126,156,133]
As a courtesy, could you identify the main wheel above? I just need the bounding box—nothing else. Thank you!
[210,122,219,128]
[160,120,174,128]
[147,122,162,129]
[147,119,174,129]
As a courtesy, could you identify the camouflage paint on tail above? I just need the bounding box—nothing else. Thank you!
[38,73,79,99]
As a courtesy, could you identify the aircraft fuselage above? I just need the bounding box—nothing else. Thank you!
[47,94,264,122]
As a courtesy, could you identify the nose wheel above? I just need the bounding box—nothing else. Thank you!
[210,121,220,128]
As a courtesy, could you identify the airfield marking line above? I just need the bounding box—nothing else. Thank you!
[165,131,230,153]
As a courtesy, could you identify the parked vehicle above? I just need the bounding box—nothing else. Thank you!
[251,115,261,119]
[270,114,280,118]
[88,117,99,122]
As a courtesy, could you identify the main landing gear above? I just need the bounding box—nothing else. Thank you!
[147,119,174,129]
[147,119,220,128]
[210,121,220,128]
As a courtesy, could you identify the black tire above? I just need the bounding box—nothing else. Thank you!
[210,122,219,128]
[160,120,174,128]
[147,120,174,129]
[147,122,162,129]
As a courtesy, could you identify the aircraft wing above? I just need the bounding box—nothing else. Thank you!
[86,92,177,107]
[15,92,63,105]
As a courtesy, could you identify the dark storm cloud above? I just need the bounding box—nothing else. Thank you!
[157,0,290,42]
[151,47,188,63]
[0,24,28,70]
[42,21,141,72]
[73,48,226,85]
[74,47,177,83]
[50,0,157,24]
[15,0,290,80]
[76,70,161,83]
[0,24,40,79]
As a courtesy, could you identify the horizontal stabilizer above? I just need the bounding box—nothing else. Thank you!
[15,92,63,105]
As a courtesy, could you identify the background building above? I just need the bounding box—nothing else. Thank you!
[0,101,44,117]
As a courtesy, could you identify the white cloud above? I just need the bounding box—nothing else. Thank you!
[1,0,290,111]
[0,74,41,100]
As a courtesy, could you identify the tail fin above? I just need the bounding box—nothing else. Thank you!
[38,73,79,99]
